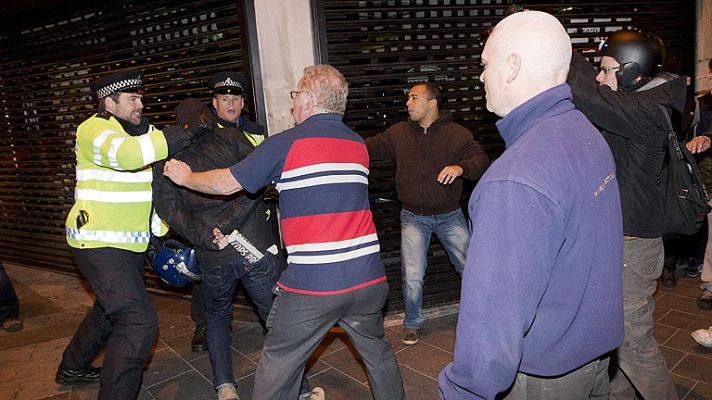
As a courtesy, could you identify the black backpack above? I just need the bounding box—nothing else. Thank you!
[659,104,711,237]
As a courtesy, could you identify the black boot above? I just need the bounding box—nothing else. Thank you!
[55,365,101,385]
[660,267,677,288]
[191,325,208,352]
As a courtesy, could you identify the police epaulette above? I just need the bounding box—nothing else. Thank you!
[97,111,111,120]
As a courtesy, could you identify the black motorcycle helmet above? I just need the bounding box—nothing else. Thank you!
[600,30,666,92]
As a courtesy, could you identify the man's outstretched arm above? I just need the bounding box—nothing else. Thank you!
[163,159,243,195]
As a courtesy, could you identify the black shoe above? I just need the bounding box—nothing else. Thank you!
[698,290,712,310]
[191,326,208,352]
[660,269,677,288]
[55,366,101,385]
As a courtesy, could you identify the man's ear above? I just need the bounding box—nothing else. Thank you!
[212,97,218,110]
[303,93,315,113]
[506,52,521,84]
[103,96,116,114]
[428,97,438,110]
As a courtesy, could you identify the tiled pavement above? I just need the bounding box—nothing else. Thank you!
[3,262,712,400]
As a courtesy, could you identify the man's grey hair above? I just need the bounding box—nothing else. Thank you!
[299,65,349,116]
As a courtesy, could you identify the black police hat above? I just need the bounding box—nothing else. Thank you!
[208,71,247,95]
[90,70,143,99]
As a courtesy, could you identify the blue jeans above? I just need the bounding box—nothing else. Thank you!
[201,252,280,388]
[400,208,470,329]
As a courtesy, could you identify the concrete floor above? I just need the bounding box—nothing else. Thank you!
[2,262,712,399]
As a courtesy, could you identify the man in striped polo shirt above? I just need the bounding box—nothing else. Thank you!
[164,64,405,400]
[57,70,214,400]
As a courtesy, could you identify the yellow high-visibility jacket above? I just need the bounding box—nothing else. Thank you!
[66,113,170,252]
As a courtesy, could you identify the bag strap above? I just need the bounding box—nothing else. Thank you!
[658,104,683,162]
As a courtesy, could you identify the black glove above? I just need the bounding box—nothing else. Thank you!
[145,234,167,265]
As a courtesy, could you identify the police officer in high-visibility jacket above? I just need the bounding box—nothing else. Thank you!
[56,70,214,400]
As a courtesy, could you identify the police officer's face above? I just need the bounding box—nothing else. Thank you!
[596,56,620,91]
[107,92,143,125]
[212,94,244,123]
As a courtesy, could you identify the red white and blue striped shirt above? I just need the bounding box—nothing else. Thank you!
[230,113,386,295]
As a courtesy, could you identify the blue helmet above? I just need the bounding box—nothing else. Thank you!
[152,240,201,287]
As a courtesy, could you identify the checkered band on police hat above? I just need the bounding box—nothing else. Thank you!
[90,70,143,99]
[214,77,243,90]
[208,71,246,95]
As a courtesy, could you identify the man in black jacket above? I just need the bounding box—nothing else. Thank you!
[365,82,489,346]
[187,72,269,353]
[567,30,686,400]
[153,99,318,400]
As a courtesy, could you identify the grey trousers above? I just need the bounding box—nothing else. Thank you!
[252,280,405,400]
[502,357,609,400]
[609,237,678,400]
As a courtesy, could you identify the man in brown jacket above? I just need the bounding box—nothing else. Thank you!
[366,82,489,345]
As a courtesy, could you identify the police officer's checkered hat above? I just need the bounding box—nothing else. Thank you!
[208,71,247,95]
[90,70,143,99]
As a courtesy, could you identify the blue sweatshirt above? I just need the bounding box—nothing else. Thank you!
[438,84,624,400]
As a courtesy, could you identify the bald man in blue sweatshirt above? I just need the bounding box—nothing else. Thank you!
[439,11,624,400]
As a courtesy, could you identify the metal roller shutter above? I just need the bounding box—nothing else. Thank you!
[0,0,696,311]
[0,0,252,282]
[316,0,695,311]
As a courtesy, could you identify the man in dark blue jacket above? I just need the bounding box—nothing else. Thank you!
[439,11,624,399]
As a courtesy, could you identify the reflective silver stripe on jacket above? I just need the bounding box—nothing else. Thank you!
[74,188,152,203]
[108,136,127,168]
[138,134,157,165]
[66,228,151,243]
[92,129,114,165]
[76,168,153,183]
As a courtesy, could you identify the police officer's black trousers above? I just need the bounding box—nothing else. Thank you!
[60,247,158,400]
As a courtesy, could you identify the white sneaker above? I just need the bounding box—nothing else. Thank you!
[691,326,712,347]
[299,387,325,400]
[217,383,239,400]
[310,387,325,400]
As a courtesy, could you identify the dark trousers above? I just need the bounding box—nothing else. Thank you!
[0,261,20,323]
[202,252,280,388]
[610,238,678,400]
[191,281,206,328]
[60,247,158,400]
[502,357,610,400]
[252,280,405,400]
